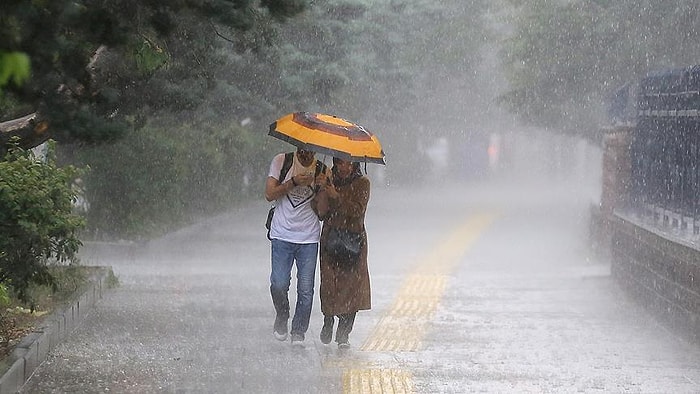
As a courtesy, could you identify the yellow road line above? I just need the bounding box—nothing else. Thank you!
[361,212,497,352]
[339,212,497,393]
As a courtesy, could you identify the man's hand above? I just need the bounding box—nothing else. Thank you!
[315,172,329,190]
[325,183,339,199]
[294,173,314,187]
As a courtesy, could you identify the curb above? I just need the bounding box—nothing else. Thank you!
[0,266,112,394]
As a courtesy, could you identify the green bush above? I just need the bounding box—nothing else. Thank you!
[0,283,10,310]
[0,141,85,303]
[74,120,270,240]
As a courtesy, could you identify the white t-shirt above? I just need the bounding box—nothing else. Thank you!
[267,153,322,243]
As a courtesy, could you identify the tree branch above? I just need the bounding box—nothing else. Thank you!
[0,112,51,152]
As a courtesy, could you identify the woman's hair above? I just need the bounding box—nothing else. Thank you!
[332,158,363,186]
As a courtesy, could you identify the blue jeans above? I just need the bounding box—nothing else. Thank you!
[270,239,318,337]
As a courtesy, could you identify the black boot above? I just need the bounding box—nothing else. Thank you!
[335,312,356,348]
[320,315,334,344]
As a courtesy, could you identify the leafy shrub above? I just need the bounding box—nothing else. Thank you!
[74,120,270,240]
[0,283,10,310]
[105,269,120,289]
[0,141,85,303]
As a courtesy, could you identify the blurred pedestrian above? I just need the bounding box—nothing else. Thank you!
[315,157,371,349]
[264,148,329,346]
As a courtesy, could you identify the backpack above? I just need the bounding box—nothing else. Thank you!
[266,152,327,239]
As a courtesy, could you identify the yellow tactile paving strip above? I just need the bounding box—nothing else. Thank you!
[343,368,413,393]
[362,212,496,352]
[361,274,446,352]
[338,212,497,393]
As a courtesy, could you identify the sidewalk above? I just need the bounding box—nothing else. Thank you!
[0,267,111,394]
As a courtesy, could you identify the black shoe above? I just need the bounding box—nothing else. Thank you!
[320,317,334,344]
[273,317,288,341]
[336,332,349,347]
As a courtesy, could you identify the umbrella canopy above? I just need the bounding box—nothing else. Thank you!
[269,112,386,165]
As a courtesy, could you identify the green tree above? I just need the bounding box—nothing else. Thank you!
[0,51,30,89]
[0,0,308,152]
[249,0,487,182]
[263,0,487,124]
[1,0,312,240]
[499,0,700,139]
[0,142,85,303]
[2,0,492,241]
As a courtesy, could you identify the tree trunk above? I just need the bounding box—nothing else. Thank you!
[0,112,51,154]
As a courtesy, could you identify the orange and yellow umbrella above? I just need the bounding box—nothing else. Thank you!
[269,112,386,165]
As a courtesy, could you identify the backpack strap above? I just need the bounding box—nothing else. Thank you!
[279,152,294,181]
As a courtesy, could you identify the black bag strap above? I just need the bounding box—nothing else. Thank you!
[279,152,294,181]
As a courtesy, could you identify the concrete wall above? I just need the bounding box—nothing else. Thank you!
[610,214,700,344]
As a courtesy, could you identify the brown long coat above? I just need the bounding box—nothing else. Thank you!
[319,175,371,316]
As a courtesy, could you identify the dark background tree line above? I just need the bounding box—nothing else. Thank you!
[2,0,489,240]
[2,0,698,243]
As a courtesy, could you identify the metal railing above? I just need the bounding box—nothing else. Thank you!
[627,65,700,237]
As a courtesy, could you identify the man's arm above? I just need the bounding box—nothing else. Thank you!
[264,172,315,202]
[265,176,296,202]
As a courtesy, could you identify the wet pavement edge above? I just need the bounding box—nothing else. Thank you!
[0,266,112,394]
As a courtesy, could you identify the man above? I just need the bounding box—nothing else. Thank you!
[265,148,328,346]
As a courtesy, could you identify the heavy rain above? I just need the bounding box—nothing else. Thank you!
[1,1,699,393]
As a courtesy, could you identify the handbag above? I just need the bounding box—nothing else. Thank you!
[324,227,363,267]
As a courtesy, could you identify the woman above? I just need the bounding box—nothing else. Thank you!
[315,157,371,349]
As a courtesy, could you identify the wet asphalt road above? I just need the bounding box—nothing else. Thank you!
[21,179,700,393]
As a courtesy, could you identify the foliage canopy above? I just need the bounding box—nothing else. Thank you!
[0,0,309,149]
